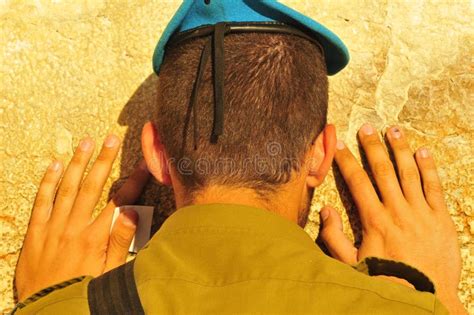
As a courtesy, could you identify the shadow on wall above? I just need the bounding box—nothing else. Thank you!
[107,73,176,236]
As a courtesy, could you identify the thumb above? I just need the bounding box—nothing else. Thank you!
[319,206,358,265]
[104,209,138,272]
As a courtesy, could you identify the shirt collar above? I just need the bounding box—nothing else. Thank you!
[156,203,318,251]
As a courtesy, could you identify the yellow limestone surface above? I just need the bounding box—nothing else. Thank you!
[0,0,472,312]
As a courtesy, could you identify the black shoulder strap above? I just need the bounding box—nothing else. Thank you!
[87,259,145,315]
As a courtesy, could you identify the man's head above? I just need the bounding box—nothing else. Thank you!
[142,32,337,226]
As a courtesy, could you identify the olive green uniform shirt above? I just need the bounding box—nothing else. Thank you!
[15,203,448,314]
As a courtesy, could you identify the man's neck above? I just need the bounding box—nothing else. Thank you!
[187,185,300,224]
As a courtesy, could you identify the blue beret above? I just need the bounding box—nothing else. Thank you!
[152,0,350,147]
[152,0,350,76]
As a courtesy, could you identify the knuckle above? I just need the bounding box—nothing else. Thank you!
[110,233,130,249]
[347,170,368,187]
[365,212,387,234]
[337,148,355,161]
[373,161,394,177]
[41,179,56,189]
[364,137,381,148]
[424,180,443,194]
[95,150,113,163]
[57,184,76,198]
[399,167,420,183]
[59,230,75,244]
[422,163,437,172]
[83,231,98,247]
[80,180,99,195]
[417,156,436,169]
[393,141,410,151]
[399,146,412,156]
[70,152,85,166]
[34,195,50,209]
[390,213,409,230]
[43,171,58,184]
[28,218,47,231]
[320,227,335,243]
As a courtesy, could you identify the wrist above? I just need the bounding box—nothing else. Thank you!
[373,275,415,289]
[436,291,466,315]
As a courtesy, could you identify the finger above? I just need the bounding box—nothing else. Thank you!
[334,140,383,227]
[21,161,64,265]
[103,209,138,272]
[69,134,121,226]
[48,137,95,228]
[93,160,150,230]
[30,161,63,227]
[415,148,446,211]
[386,126,425,206]
[319,206,358,265]
[358,123,405,205]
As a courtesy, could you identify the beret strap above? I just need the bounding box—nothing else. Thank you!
[189,37,212,149]
[211,22,227,143]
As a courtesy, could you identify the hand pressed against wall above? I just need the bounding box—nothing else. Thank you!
[14,135,150,302]
[319,124,466,314]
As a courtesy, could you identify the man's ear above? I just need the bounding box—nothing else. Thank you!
[141,121,172,186]
[306,124,337,188]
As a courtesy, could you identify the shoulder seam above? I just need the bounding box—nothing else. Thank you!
[137,276,435,312]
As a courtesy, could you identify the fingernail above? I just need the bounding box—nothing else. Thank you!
[419,148,430,158]
[104,134,119,148]
[360,123,374,135]
[320,208,329,221]
[49,160,61,171]
[390,127,401,139]
[121,209,138,227]
[79,138,92,151]
[336,140,345,150]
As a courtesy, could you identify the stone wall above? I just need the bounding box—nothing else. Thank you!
[1,0,472,312]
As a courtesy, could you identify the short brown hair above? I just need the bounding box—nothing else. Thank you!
[156,32,328,198]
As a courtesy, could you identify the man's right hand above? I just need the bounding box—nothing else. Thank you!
[319,123,466,314]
